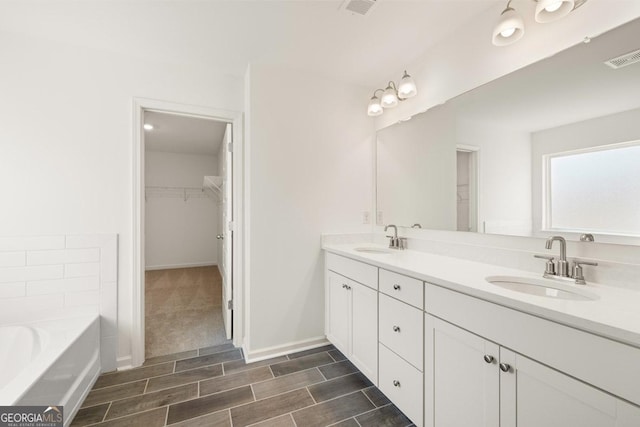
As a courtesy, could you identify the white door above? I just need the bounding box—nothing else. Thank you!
[428,317,499,427]
[326,271,351,355]
[350,282,378,384]
[220,123,233,339]
[500,348,640,427]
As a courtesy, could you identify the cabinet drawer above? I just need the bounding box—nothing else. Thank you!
[379,343,423,427]
[379,293,423,370]
[326,252,378,290]
[379,269,423,309]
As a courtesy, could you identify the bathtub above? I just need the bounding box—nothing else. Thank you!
[0,314,101,426]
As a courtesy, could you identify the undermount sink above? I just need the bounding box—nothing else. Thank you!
[485,276,599,301]
[354,246,392,254]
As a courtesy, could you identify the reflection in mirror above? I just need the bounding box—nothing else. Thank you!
[545,141,640,236]
[376,18,640,243]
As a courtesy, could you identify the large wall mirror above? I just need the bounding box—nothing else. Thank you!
[377,18,640,244]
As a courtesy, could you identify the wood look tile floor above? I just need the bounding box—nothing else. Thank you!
[73,344,415,427]
[145,266,227,358]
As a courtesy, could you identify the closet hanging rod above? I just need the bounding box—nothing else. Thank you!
[145,185,204,191]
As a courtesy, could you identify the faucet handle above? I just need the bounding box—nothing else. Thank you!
[534,254,556,276]
[572,260,598,285]
[398,237,407,250]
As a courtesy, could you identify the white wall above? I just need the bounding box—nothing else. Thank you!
[457,121,532,236]
[377,104,457,230]
[0,30,243,366]
[532,108,640,243]
[145,151,219,269]
[245,63,373,356]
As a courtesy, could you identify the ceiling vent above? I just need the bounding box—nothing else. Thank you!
[604,48,640,70]
[340,0,376,16]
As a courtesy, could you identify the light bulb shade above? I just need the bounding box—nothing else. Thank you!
[492,8,525,46]
[535,0,575,23]
[367,96,383,116]
[381,86,399,108]
[398,72,417,99]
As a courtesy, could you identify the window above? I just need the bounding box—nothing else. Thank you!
[543,141,640,236]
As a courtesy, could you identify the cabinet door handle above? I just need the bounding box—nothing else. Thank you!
[393,380,401,387]
[500,363,511,373]
[342,284,347,289]
[346,285,351,290]
[483,355,494,364]
[393,325,401,332]
[393,284,401,290]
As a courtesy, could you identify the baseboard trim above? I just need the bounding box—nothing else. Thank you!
[243,336,330,363]
[145,262,216,271]
[117,355,134,371]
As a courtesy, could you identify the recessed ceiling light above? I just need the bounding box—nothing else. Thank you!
[143,124,154,131]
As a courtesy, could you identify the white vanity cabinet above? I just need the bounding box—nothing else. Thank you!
[425,315,640,427]
[325,253,378,384]
[424,284,640,427]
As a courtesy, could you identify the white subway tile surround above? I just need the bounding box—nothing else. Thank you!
[0,234,118,372]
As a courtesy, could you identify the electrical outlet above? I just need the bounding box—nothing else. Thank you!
[376,211,383,225]
[362,211,370,224]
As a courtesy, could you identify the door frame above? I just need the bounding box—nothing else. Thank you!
[456,144,480,233]
[132,98,244,367]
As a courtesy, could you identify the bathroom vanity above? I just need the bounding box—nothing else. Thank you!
[323,244,640,427]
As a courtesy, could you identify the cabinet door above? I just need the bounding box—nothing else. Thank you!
[500,348,640,427]
[351,282,378,384]
[326,271,351,355]
[426,316,499,427]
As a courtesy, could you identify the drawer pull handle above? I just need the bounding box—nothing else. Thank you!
[393,326,401,332]
[393,284,401,290]
[483,355,494,364]
[500,363,511,373]
[393,380,401,387]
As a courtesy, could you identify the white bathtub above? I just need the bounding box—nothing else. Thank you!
[0,315,101,426]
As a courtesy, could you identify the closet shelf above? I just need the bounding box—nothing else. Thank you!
[145,185,209,202]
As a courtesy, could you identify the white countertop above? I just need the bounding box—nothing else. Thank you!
[323,242,640,348]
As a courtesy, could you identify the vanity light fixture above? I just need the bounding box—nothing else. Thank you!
[367,71,417,117]
[143,123,154,131]
[492,0,585,46]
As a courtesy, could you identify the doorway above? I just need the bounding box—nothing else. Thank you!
[132,99,243,367]
[143,111,231,359]
[456,145,479,233]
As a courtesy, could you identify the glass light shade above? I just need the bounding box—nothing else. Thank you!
[492,8,525,46]
[367,96,383,116]
[143,123,154,131]
[398,72,417,99]
[535,0,574,23]
[381,86,399,108]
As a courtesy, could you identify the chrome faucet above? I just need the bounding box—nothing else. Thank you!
[384,224,398,249]
[534,235,598,285]
[545,236,569,277]
[384,224,406,250]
